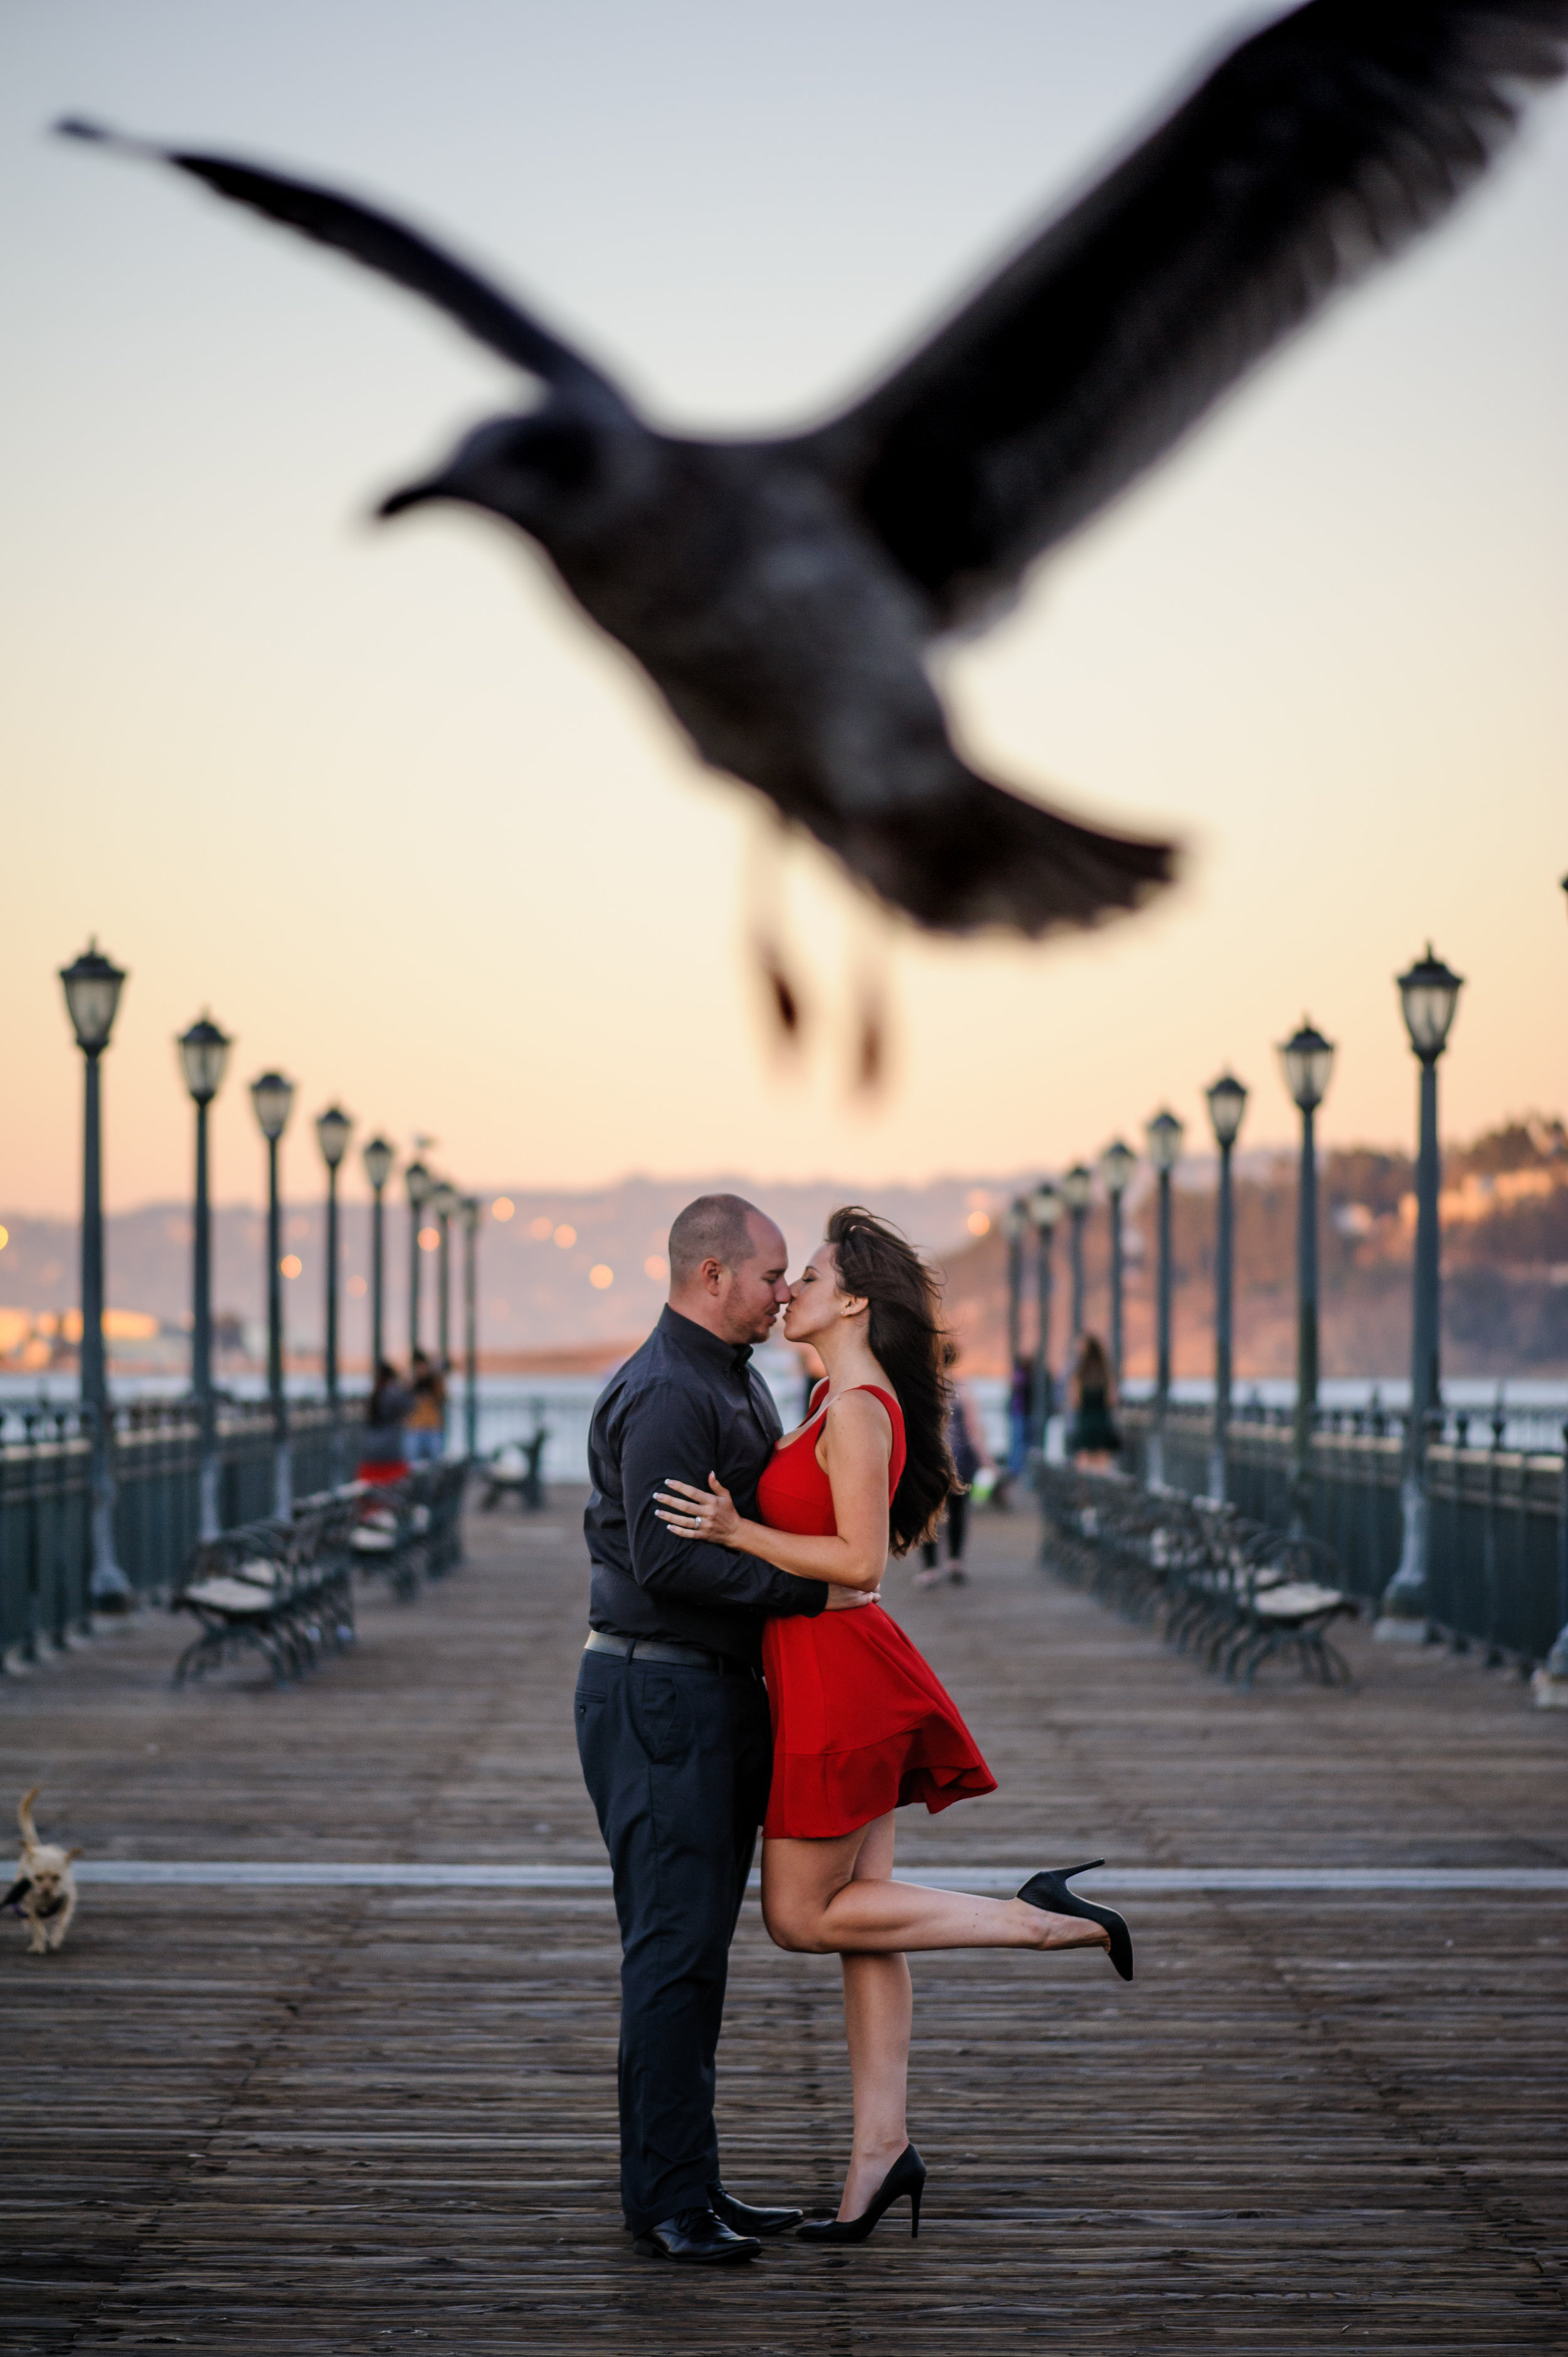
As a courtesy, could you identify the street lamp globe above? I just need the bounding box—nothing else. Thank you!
[1061,1164,1094,1214]
[59,939,126,1053]
[1279,1019,1335,1112]
[1028,1180,1062,1232]
[177,1013,231,1105]
[431,1180,462,1220]
[1206,1072,1248,1148]
[1099,1138,1136,1198]
[462,1195,481,1235]
[1004,1198,1029,1243]
[315,1105,353,1168]
[1397,945,1464,1060]
[250,1071,295,1141]
[362,1136,395,1191]
[1145,1109,1185,1173]
[405,1159,434,1210]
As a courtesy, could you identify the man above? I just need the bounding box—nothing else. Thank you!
[578,1193,827,2263]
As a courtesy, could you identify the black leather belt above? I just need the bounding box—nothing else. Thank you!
[583,1628,758,1679]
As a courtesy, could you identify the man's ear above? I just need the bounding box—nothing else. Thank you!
[701,1257,726,1296]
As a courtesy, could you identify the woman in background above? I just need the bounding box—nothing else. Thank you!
[1068,1333,1120,1469]
[914,1348,992,1588]
[358,1360,412,1486]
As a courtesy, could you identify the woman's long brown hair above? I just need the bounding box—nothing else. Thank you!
[825,1205,955,1553]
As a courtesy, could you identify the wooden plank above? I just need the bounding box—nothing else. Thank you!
[3,1493,1565,2351]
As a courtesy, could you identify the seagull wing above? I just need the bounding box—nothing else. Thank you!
[803,0,1568,624]
[56,120,619,396]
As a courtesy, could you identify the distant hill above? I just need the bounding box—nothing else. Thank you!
[937,1118,1568,1380]
[0,1172,1020,1375]
[5,1125,1562,1380]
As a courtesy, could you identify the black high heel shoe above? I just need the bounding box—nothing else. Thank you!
[796,2144,926,2243]
[1017,1859,1134,1981]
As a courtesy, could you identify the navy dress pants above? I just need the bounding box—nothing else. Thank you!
[575,1647,773,2235]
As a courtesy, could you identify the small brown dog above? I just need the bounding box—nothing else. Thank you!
[5,1785,82,1954]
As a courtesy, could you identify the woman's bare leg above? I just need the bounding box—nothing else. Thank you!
[761,1831,1110,1959]
[838,1816,912,2219]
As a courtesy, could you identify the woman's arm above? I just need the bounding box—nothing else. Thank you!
[654,1390,891,1591]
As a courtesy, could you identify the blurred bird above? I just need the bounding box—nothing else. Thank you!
[59,1,1568,937]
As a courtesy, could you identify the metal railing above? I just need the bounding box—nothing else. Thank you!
[1117,1400,1568,1669]
[1,1397,344,1665]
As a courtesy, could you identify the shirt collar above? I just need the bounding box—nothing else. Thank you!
[659,1303,755,1379]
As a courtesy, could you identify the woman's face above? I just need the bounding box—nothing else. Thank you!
[783,1240,849,1345]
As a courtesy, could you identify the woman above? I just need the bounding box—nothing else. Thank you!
[913,1346,992,1588]
[405,1349,447,1464]
[655,1206,1132,2245]
[1069,1333,1121,1468]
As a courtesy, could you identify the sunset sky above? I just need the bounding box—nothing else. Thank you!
[3,0,1564,1222]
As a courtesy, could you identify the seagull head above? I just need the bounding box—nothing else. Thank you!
[377,396,652,545]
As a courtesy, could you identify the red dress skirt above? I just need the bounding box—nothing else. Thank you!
[758,1381,997,1839]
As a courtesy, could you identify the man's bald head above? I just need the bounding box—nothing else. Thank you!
[667,1193,790,1346]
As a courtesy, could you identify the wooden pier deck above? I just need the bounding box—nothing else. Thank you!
[3,1495,1565,2353]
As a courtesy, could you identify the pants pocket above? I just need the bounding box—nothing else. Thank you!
[628,1671,696,1767]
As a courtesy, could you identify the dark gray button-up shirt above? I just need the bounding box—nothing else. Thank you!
[584,1306,828,1664]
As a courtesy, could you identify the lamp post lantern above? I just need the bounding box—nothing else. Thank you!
[1378,947,1464,1637]
[1004,1198,1029,1476]
[250,1070,296,1516]
[1098,1139,1136,1386]
[1279,1019,1335,1535]
[1027,1183,1063,1458]
[177,1012,231,1538]
[462,1197,481,1460]
[60,940,130,1603]
[1204,1072,1248,1502]
[1145,1110,1185,1487]
[1061,1164,1094,1344]
[361,1137,395,1375]
[405,1159,434,1358]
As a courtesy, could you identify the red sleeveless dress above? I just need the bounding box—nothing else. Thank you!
[757,1381,997,1839]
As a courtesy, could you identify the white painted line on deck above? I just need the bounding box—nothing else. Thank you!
[74,1861,1568,1893]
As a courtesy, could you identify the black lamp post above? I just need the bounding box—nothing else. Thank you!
[1205,1072,1248,1502]
[1545,879,1568,1695]
[1145,1110,1185,1487]
[406,1159,433,1358]
[59,940,130,1604]
[1061,1164,1093,1343]
[1004,1197,1028,1474]
[177,1012,231,1538]
[1279,1019,1335,1535]
[432,1181,460,1457]
[1028,1182,1062,1457]
[1379,947,1464,1636]
[462,1197,480,1460]
[315,1105,352,1483]
[362,1136,395,1374]
[1098,1139,1136,1386]
[250,1070,296,1516]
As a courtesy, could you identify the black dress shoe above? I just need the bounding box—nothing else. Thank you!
[633,2206,762,2264]
[709,2183,803,2236]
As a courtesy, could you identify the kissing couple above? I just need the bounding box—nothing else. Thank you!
[576,1194,1133,2263]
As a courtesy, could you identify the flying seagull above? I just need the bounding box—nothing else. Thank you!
[60,0,1568,938]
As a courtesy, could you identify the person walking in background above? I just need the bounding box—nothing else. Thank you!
[914,1349,992,1588]
[405,1348,446,1462]
[358,1359,412,1486]
[1068,1333,1120,1469]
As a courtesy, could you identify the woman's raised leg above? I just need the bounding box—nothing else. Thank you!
[761,1829,1109,1959]
[837,1816,913,2220]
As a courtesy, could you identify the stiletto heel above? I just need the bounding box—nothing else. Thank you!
[1017,1858,1134,1981]
[797,2143,926,2245]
